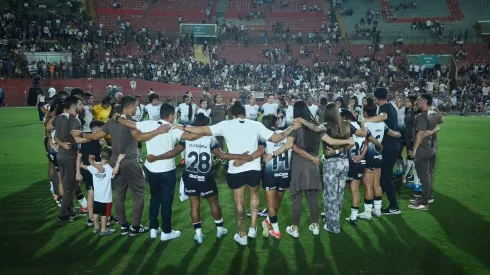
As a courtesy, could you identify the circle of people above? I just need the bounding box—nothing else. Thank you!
[42,86,442,245]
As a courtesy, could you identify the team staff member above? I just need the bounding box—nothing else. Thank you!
[409,95,443,211]
[174,102,301,246]
[147,113,254,244]
[365,87,401,215]
[210,93,227,152]
[76,96,171,236]
[48,96,86,221]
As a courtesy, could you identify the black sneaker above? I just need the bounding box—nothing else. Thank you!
[86,218,94,227]
[121,224,130,236]
[129,225,149,236]
[69,213,87,221]
[381,207,401,215]
[57,215,70,222]
[107,216,119,226]
[412,192,422,198]
[258,208,268,217]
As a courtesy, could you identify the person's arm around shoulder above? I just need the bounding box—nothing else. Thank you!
[147,144,185,163]
[112,154,125,176]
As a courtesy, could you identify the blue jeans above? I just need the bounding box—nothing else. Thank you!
[146,168,176,233]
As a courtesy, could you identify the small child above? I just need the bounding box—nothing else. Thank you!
[82,147,124,236]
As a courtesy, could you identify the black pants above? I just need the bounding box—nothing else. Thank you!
[37,102,45,121]
[381,148,399,208]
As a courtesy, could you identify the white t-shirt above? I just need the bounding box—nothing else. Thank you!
[82,105,93,132]
[245,104,259,120]
[87,164,114,203]
[427,81,434,92]
[178,103,197,125]
[209,119,274,173]
[259,103,279,116]
[308,104,319,118]
[136,120,184,173]
[197,108,212,117]
[482,86,489,96]
[48,87,56,98]
[439,83,446,93]
[145,103,161,121]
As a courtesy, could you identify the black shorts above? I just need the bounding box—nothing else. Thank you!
[81,168,93,191]
[93,201,112,216]
[183,172,218,198]
[262,173,290,192]
[366,155,383,170]
[226,170,261,189]
[347,161,365,181]
[138,141,142,149]
[47,149,59,171]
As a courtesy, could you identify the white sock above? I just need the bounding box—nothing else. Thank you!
[374,200,382,211]
[364,204,373,215]
[195,228,202,235]
[181,151,185,159]
[266,216,270,222]
[78,198,87,208]
[397,159,403,171]
[271,222,279,232]
[350,207,359,220]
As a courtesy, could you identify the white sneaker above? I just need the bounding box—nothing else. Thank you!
[194,233,204,244]
[286,226,299,238]
[234,233,248,246]
[309,224,320,235]
[357,212,373,220]
[160,230,181,241]
[150,228,161,239]
[372,210,382,217]
[216,227,228,239]
[247,227,257,238]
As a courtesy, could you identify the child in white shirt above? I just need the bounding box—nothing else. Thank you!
[82,147,124,236]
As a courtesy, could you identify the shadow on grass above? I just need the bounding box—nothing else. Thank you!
[429,191,490,269]
[329,214,464,274]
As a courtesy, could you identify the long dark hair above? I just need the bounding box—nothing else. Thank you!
[50,97,65,116]
[324,103,351,149]
[293,101,319,152]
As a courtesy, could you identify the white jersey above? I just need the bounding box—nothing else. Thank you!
[136,120,185,173]
[308,104,319,118]
[245,104,259,120]
[349,121,366,164]
[87,164,114,203]
[264,130,291,179]
[178,103,197,125]
[259,103,279,116]
[197,108,211,117]
[209,119,274,173]
[133,104,146,122]
[82,105,93,132]
[179,136,220,179]
[365,121,389,159]
[145,103,161,121]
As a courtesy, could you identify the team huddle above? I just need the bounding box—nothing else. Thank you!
[42,86,443,245]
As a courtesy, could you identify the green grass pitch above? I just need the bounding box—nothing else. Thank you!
[0,108,489,274]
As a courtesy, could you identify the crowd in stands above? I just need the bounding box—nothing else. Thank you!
[0,0,489,114]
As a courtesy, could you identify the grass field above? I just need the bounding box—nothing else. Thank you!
[1,108,489,275]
